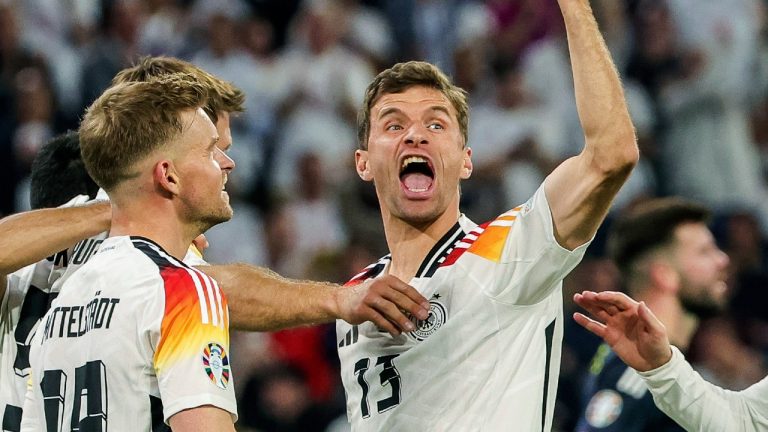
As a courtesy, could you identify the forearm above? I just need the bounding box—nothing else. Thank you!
[640,347,768,432]
[543,1,638,248]
[0,201,111,275]
[200,264,341,332]
[559,0,637,166]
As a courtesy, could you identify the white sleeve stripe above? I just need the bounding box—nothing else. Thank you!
[489,220,515,227]
[211,277,225,327]
[199,271,219,326]
[190,266,226,329]
[135,239,216,325]
[184,267,210,324]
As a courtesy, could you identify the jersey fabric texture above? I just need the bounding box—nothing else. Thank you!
[0,193,95,431]
[575,344,683,432]
[639,346,768,432]
[21,236,234,432]
[0,192,208,432]
[336,186,590,431]
[1,236,205,430]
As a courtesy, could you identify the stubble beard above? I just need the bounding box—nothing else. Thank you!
[680,282,727,320]
[188,200,233,235]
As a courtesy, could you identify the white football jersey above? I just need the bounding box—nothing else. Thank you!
[21,236,235,431]
[0,194,96,431]
[0,192,207,432]
[336,186,590,431]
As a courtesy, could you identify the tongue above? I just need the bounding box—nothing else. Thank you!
[402,173,432,191]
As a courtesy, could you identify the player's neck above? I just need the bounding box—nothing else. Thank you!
[382,208,460,282]
[109,200,194,260]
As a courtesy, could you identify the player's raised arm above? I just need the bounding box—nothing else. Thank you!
[0,201,111,298]
[199,264,429,335]
[544,0,639,250]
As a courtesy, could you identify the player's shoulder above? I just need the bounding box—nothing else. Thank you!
[83,236,202,291]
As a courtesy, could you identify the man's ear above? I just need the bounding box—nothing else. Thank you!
[460,147,473,180]
[154,160,180,196]
[649,260,680,294]
[355,149,373,181]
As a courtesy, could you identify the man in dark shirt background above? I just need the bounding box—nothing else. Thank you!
[576,197,729,431]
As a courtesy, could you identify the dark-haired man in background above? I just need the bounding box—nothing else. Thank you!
[576,198,729,431]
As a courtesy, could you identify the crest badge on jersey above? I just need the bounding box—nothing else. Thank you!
[202,342,230,389]
[410,299,447,341]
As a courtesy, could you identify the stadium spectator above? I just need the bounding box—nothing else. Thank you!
[575,198,729,431]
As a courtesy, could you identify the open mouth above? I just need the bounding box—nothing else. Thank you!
[399,156,434,193]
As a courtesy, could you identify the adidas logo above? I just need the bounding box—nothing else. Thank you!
[339,325,359,348]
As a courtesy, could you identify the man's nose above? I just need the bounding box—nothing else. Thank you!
[404,124,429,146]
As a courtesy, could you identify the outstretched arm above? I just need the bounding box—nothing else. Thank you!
[545,0,638,250]
[574,290,768,432]
[0,201,111,299]
[200,264,429,335]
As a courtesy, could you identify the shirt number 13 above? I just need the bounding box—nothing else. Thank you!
[353,354,401,418]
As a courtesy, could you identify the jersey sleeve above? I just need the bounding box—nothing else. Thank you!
[639,346,768,432]
[479,185,591,304]
[150,265,236,424]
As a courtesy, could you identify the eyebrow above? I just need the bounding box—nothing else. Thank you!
[377,105,452,120]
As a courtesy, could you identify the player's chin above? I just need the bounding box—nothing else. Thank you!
[205,205,234,227]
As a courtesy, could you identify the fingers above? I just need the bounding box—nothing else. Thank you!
[573,312,607,339]
[638,301,665,335]
[573,293,614,322]
[364,306,402,337]
[343,276,431,338]
[593,291,638,311]
[367,295,416,334]
[381,289,429,321]
[192,234,209,252]
[379,275,430,312]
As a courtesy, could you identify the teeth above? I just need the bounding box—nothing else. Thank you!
[401,156,428,169]
[408,187,428,192]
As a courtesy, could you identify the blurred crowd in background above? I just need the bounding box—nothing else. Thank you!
[2,0,768,430]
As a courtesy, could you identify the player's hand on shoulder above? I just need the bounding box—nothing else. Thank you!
[336,275,429,337]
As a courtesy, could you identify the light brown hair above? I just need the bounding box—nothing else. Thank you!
[112,56,244,124]
[79,73,209,191]
[357,61,469,149]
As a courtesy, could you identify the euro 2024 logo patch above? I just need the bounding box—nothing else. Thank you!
[410,296,447,341]
[202,342,230,389]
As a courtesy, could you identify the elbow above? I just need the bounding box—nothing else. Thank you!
[587,128,639,179]
[615,135,640,174]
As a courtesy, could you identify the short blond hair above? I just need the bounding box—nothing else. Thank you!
[357,61,469,149]
[112,56,244,124]
[80,73,209,191]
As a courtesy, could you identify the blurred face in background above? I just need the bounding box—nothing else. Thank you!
[672,222,730,317]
